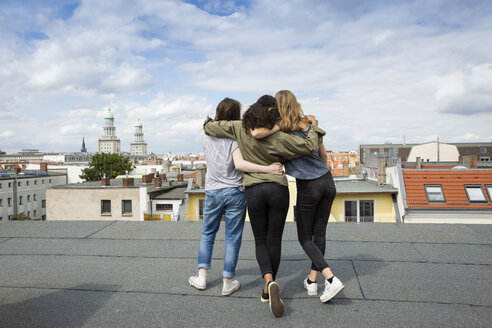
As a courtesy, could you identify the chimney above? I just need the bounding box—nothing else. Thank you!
[462,155,478,168]
[154,176,162,188]
[342,161,350,177]
[142,174,152,184]
[123,178,134,187]
[40,162,48,172]
[161,173,167,182]
[354,161,360,176]
[195,167,206,188]
[416,157,422,169]
[151,168,156,173]
[377,157,386,185]
[148,173,155,180]
[101,177,110,186]
[177,173,184,182]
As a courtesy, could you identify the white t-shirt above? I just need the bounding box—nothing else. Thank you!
[203,134,243,191]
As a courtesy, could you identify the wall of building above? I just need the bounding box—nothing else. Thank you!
[0,174,66,220]
[403,210,492,224]
[46,187,144,221]
[330,193,396,223]
[407,142,460,162]
[184,193,204,221]
[152,199,182,221]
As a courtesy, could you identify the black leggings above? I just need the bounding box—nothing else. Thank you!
[246,183,289,280]
[296,171,336,272]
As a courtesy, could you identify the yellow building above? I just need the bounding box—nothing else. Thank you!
[183,176,399,223]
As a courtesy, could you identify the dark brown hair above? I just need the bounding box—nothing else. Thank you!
[215,98,241,121]
[256,95,277,109]
[242,103,280,130]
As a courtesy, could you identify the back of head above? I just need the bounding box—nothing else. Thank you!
[275,90,304,131]
[242,103,280,131]
[215,98,241,121]
[256,95,277,109]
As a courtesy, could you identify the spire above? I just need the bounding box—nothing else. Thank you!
[81,137,87,153]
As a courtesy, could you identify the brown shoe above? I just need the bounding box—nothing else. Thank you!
[268,281,284,318]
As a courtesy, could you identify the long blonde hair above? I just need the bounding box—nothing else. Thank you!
[275,90,307,131]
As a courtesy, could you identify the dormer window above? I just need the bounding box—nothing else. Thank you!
[424,185,445,203]
[465,185,487,203]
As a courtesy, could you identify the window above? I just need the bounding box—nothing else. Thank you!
[122,200,132,214]
[42,215,46,220]
[101,200,111,214]
[35,180,37,185]
[42,179,45,184]
[8,198,12,206]
[0,199,2,206]
[479,156,490,162]
[27,211,30,217]
[27,195,30,202]
[42,200,46,208]
[465,185,487,203]
[198,199,205,221]
[26,181,30,186]
[18,181,21,187]
[8,182,12,188]
[424,185,445,203]
[344,200,374,223]
[33,194,37,201]
[0,183,2,188]
[480,147,487,153]
[156,204,173,211]
[19,196,23,205]
[34,210,37,217]
[49,179,52,183]
[486,185,492,203]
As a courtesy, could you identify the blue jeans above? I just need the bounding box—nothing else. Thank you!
[197,187,247,278]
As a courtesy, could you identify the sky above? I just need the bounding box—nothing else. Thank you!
[1,0,491,154]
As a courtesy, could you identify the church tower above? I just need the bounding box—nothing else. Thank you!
[98,108,121,154]
[81,137,87,152]
[130,119,148,155]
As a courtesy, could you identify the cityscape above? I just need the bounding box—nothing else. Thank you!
[1,1,491,326]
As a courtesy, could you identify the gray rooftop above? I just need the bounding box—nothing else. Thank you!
[0,222,491,327]
[334,179,398,194]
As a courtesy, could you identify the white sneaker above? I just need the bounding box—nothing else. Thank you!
[222,279,240,296]
[189,274,206,290]
[320,276,345,302]
[303,276,318,296]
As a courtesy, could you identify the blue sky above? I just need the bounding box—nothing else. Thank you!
[1,0,492,154]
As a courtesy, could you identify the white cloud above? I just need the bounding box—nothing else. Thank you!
[1,0,492,154]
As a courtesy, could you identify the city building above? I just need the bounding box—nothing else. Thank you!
[182,173,398,223]
[130,119,148,156]
[0,149,45,163]
[329,178,399,223]
[46,172,189,221]
[98,108,121,154]
[385,157,492,224]
[326,151,360,176]
[360,141,492,168]
[0,164,67,221]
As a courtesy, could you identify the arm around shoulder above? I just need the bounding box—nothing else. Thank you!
[203,119,239,139]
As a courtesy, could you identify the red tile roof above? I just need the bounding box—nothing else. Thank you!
[403,170,492,208]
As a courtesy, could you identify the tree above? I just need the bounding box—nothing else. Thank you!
[80,153,134,182]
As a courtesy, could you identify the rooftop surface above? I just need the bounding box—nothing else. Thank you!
[0,222,491,327]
